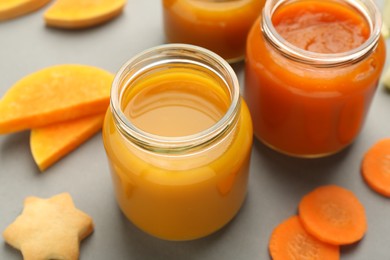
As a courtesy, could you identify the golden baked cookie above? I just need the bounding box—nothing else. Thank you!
[3,193,94,260]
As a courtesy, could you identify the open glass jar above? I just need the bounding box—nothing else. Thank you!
[162,0,264,63]
[103,44,253,240]
[245,0,386,157]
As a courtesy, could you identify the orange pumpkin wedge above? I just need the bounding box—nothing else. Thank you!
[44,0,126,29]
[0,64,113,134]
[30,113,106,171]
[0,0,51,21]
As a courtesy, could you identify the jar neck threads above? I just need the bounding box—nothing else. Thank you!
[110,44,241,154]
[260,0,382,68]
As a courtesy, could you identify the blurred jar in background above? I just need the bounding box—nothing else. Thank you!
[162,0,264,63]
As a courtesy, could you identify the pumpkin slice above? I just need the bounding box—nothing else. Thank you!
[30,113,106,171]
[0,64,113,134]
[44,0,126,29]
[0,0,51,21]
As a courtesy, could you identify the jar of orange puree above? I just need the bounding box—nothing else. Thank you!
[245,0,386,157]
[162,0,265,63]
[103,44,253,240]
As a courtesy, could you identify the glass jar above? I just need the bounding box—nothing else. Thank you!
[245,0,386,157]
[162,0,265,63]
[102,44,253,240]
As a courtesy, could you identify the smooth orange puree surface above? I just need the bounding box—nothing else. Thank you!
[162,0,264,62]
[273,1,370,53]
[103,67,253,240]
[245,0,386,157]
[122,69,229,136]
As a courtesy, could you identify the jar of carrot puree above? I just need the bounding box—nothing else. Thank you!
[245,0,386,157]
[162,0,265,63]
[102,44,253,240]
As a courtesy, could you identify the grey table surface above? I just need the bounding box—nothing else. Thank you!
[1,1,390,260]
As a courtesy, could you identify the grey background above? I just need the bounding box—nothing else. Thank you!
[1,1,389,259]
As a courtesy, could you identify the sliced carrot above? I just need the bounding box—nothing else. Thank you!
[0,64,113,134]
[44,0,126,29]
[0,0,51,21]
[269,216,339,260]
[298,185,367,245]
[30,113,105,171]
[362,138,390,197]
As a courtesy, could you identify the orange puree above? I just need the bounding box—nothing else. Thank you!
[245,0,386,157]
[103,67,253,240]
[162,0,264,62]
[122,69,230,136]
[273,1,370,53]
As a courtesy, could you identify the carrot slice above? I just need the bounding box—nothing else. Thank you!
[269,216,340,260]
[30,113,105,171]
[0,64,113,134]
[0,0,51,21]
[362,138,390,197]
[298,185,367,245]
[44,0,126,29]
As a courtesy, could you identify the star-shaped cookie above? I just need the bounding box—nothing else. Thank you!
[3,193,94,260]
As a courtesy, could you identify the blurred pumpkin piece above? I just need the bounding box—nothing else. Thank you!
[44,0,126,29]
[0,0,51,21]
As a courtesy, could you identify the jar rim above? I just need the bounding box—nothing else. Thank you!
[261,0,382,67]
[110,44,241,153]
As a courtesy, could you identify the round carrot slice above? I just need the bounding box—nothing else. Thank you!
[298,185,367,245]
[269,216,339,260]
[362,138,390,197]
